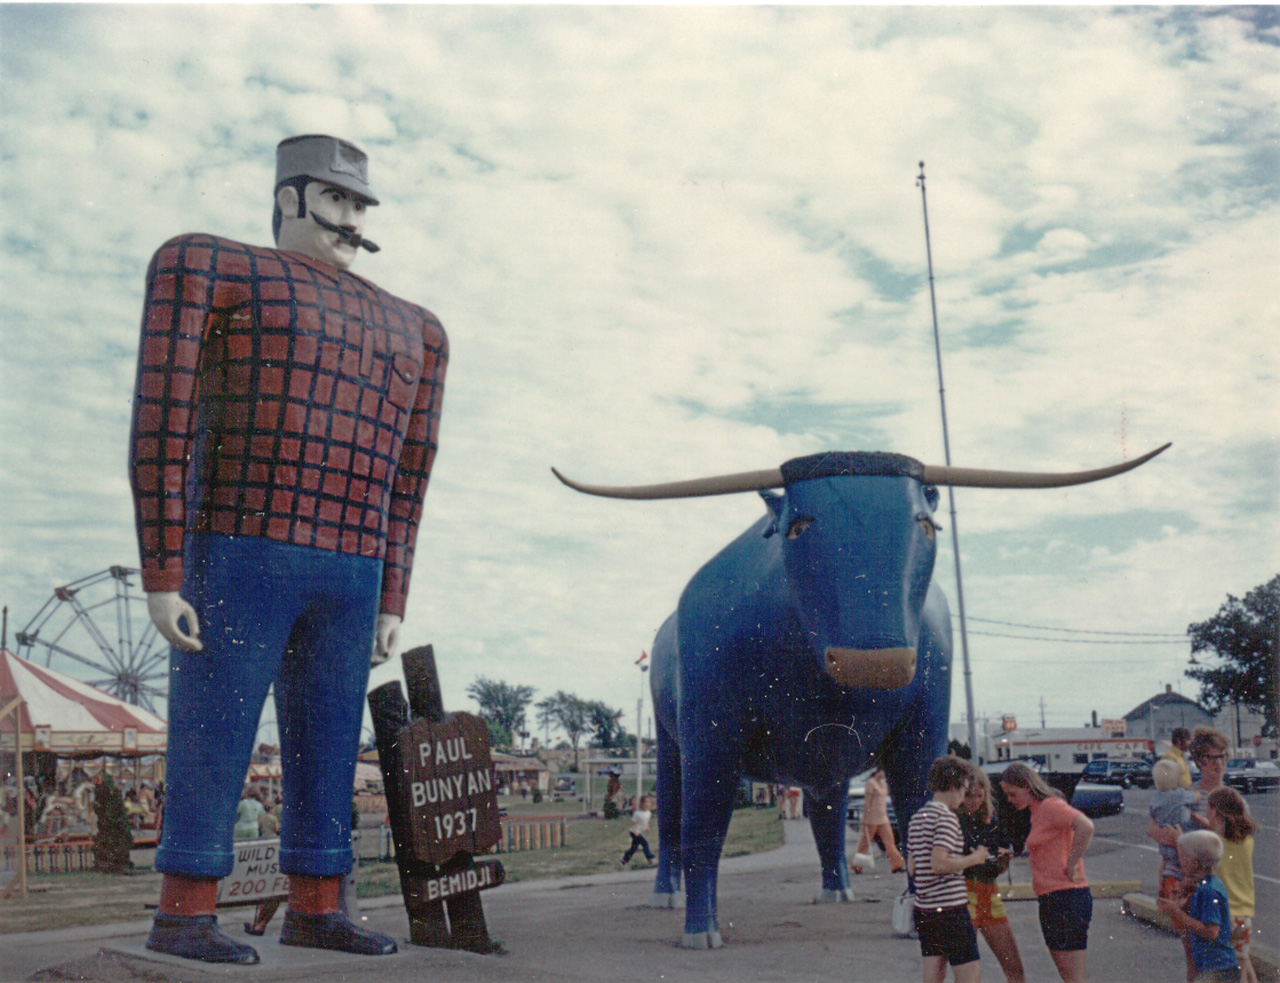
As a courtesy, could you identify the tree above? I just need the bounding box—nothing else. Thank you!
[1185,575,1279,736]
[585,700,627,749]
[535,691,591,754]
[466,676,535,740]
[93,775,134,873]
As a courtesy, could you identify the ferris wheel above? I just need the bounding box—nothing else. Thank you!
[16,566,169,716]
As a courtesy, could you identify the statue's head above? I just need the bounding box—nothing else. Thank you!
[273,134,379,269]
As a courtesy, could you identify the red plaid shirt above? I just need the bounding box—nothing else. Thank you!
[128,233,447,618]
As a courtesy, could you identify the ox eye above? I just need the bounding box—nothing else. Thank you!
[786,515,814,540]
[917,514,937,540]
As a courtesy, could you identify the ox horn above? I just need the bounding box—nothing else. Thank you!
[550,466,786,500]
[920,442,1171,488]
[551,443,1170,500]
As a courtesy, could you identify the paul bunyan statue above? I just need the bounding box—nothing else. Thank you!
[129,135,447,963]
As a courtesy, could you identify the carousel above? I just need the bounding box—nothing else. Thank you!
[2,648,167,896]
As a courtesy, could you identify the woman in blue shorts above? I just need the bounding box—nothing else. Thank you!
[1000,763,1095,983]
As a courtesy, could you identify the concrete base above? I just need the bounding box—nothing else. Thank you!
[104,927,415,978]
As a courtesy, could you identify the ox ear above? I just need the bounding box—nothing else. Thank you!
[759,490,784,537]
[923,485,940,511]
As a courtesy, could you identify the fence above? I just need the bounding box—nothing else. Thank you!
[495,815,568,854]
[376,815,569,862]
[3,839,96,874]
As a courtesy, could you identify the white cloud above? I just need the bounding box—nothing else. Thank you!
[1,5,1275,741]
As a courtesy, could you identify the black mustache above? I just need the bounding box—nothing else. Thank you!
[311,214,380,253]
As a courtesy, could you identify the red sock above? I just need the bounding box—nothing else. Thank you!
[158,873,218,916]
[288,875,340,915]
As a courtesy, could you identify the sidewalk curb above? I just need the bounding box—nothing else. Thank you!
[1123,893,1279,976]
[997,880,1141,901]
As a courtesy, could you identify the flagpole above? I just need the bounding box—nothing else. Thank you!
[635,652,648,803]
[917,161,978,760]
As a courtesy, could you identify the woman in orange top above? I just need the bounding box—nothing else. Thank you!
[1000,763,1095,983]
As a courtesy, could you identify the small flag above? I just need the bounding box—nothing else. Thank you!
[636,651,649,672]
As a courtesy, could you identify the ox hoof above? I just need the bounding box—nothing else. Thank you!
[817,888,854,903]
[682,930,723,950]
[648,891,683,909]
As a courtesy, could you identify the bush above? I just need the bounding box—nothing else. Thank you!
[531,787,542,804]
[93,776,134,873]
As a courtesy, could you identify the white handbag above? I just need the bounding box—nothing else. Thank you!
[891,889,916,938]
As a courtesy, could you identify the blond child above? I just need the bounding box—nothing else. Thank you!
[1157,830,1239,983]
[1150,759,1198,899]
[1207,788,1258,983]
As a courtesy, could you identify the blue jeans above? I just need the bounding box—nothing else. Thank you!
[156,534,380,879]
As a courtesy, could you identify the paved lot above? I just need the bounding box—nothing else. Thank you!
[3,818,1265,983]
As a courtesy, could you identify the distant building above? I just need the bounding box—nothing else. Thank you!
[1124,684,1213,748]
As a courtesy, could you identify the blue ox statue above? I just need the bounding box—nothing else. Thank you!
[554,444,1168,948]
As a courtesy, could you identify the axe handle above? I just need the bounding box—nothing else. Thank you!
[403,644,447,722]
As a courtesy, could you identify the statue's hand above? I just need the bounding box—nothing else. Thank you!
[372,613,402,666]
[146,591,203,652]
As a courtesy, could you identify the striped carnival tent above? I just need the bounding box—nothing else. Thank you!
[0,649,166,759]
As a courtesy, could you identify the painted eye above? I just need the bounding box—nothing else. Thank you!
[786,516,814,540]
[917,514,937,540]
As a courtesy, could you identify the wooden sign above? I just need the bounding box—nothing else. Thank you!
[406,859,506,905]
[399,712,501,865]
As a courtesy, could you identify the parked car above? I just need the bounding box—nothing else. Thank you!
[1070,782,1125,818]
[551,776,577,801]
[979,760,1124,820]
[1081,759,1153,789]
[1224,758,1280,794]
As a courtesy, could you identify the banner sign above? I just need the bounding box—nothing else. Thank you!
[215,838,288,905]
[399,712,501,865]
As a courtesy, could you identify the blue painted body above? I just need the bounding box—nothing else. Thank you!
[649,453,953,944]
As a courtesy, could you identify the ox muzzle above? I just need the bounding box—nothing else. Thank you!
[824,646,917,690]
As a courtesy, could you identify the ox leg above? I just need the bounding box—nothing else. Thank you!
[679,758,737,949]
[649,717,683,908]
[881,612,952,856]
[806,785,853,902]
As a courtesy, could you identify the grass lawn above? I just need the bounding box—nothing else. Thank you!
[0,807,784,935]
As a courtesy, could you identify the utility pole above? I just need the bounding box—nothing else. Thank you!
[917,162,978,759]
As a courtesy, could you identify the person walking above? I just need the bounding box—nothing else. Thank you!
[999,763,1094,983]
[621,794,656,866]
[855,768,906,873]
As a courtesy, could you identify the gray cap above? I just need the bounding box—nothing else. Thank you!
[275,134,379,205]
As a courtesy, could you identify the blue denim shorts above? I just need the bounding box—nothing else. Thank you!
[1038,886,1092,951]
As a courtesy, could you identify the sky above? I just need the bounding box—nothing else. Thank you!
[0,5,1276,751]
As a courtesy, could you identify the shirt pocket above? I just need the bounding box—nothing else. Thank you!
[388,353,421,410]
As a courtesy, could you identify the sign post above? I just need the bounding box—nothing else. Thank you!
[369,645,503,952]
